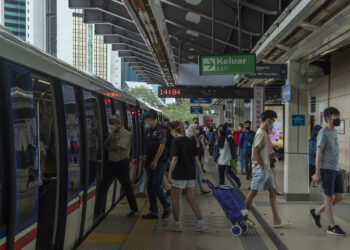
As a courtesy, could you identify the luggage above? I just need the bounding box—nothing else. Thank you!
[203,179,249,236]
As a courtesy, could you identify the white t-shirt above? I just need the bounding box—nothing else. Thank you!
[252,128,270,169]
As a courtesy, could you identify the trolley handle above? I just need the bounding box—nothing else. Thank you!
[202,179,215,190]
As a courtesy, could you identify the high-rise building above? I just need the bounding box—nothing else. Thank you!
[27,0,45,50]
[2,0,26,40]
[0,1,4,25]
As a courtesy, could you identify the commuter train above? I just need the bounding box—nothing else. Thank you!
[0,26,167,250]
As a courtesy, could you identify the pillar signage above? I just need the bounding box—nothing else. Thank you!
[292,115,305,126]
[199,54,256,75]
[248,64,287,79]
[190,98,212,104]
[190,106,203,114]
[253,86,264,130]
[282,85,291,103]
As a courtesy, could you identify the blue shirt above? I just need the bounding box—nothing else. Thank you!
[207,131,215,142]
[317,127,339,171]
[239,131,255,154]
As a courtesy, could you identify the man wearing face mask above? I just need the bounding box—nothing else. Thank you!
[308,107,347,236]
[238,121,255,180]
[184,121,189,136]
[245,110,291,228]
[141,111,171,219]
[233,124,245,175]
[96,115,138,217]
[193,117,199,125]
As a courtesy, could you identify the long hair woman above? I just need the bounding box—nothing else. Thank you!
[187,124,210,194]
[167,121,208,232]
[217,124,241,187]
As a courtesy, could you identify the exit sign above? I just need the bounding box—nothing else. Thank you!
[199,54,256,75]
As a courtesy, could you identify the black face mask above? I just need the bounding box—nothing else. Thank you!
[245,127,251,131]
[333,118,341,126]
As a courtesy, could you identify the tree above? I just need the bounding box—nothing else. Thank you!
[127,86,164,109]
[161,99,210,122]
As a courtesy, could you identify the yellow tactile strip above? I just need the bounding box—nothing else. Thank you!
[85,232,127,243]
[121,202,157,250]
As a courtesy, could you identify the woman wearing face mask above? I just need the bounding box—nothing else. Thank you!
[233,124,244,175]
[167,121,208,232]
[187,124,211,194]
[216,125,241,187]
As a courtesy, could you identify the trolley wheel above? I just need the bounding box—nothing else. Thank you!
[239,222,248,233]
[231,224,242,237]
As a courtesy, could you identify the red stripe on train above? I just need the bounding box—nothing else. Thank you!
[87,189,96,201]
[0,243,6,250]
[67,199,80,215]
[14,227,37,250]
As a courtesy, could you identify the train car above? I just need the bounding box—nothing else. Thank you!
[0,26,165,250]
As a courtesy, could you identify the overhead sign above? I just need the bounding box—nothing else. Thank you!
[190,98,212,104]
[282,85,291,103]
[158,86,253,99]
[292,115,305,126]
[178,64,235,86]
[199,54,256,75]
[248,64,287,79]
[190,106,203,114]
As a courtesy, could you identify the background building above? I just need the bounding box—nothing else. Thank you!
[2,0,26,40]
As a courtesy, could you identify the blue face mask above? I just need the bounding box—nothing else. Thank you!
[268,122,275,129]
[184,125,188,129]
[144,123,151,129]
[195,130,200,135]
[213,129,217,132]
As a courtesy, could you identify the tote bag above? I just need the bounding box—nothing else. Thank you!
[217,139,232,165]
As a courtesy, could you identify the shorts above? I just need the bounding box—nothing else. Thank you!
[250,168,275,192]
[320,169,344,195]
[171,179,196,189]
[270,158,276,168]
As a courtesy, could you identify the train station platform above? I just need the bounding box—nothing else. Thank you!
[78,161,350,250]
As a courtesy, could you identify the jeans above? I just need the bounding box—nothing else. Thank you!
[218,165,241,187]
[147,161,170,215]
[96,158,138,213]
[196,167,204,190]
[244,152,252,179]
[239,150,244,172]
[137,171,147,192]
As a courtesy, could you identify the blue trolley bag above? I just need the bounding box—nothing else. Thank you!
[203,179,248,224]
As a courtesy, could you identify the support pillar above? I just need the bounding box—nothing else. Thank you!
[234,99,245,129]
[284,61,310,201]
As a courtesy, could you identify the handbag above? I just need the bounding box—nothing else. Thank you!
[217,139,232,165]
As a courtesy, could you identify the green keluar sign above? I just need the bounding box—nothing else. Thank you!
[199,54,256,75]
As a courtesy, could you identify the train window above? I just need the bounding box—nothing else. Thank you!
[114,100,123,124]
[126,105,133,131]
[6,64,38,228]
[31,76,58,186]
[84,91,102,186]
[62,83,81,199]
[104,98,113,133]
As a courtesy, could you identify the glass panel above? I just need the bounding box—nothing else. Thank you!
[113,101,123,122]
[126,106,133,131]
[84,91,102,186]
[104,98,113,133]
[7,64,38,231]
[62,83,81,200]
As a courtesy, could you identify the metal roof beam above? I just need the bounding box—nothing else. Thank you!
[160,0,260,36]
[93,21,139,37]
[126,62,159,72]
[104,35,147,49]
[123,57,158,68]
[165,19,243,50]
[112,44,152,56]
[118,50,156,63]
[226,0,279,15]
[169,35,213,54]
[130,66,161,75]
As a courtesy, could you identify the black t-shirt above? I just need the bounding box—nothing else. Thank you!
[171,136,198,180]
[144,124,168,167]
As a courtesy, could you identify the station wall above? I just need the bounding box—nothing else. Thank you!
[309,45,350,172]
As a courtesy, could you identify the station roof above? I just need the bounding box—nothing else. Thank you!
[69,0,293,86]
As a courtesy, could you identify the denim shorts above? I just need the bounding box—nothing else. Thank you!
[320,169,344,195]
[171,179,196,189]
[250,168,275,191]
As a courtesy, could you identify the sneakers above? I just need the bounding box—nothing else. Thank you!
[308,209,322,228]
[162,208,172,219]
[200,190,211,194]
[195,223,208,232]
[126,210,139,218]
[327,225,347,236]
[167,223,183,232]
[142,212,158,219]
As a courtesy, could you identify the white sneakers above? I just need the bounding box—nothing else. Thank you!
[195,223,209,232]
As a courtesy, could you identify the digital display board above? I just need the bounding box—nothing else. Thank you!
[158,86,253,99]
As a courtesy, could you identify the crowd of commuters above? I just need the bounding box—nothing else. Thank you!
[95,106,346,236]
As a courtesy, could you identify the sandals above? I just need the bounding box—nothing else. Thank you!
[272,220,292,228]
